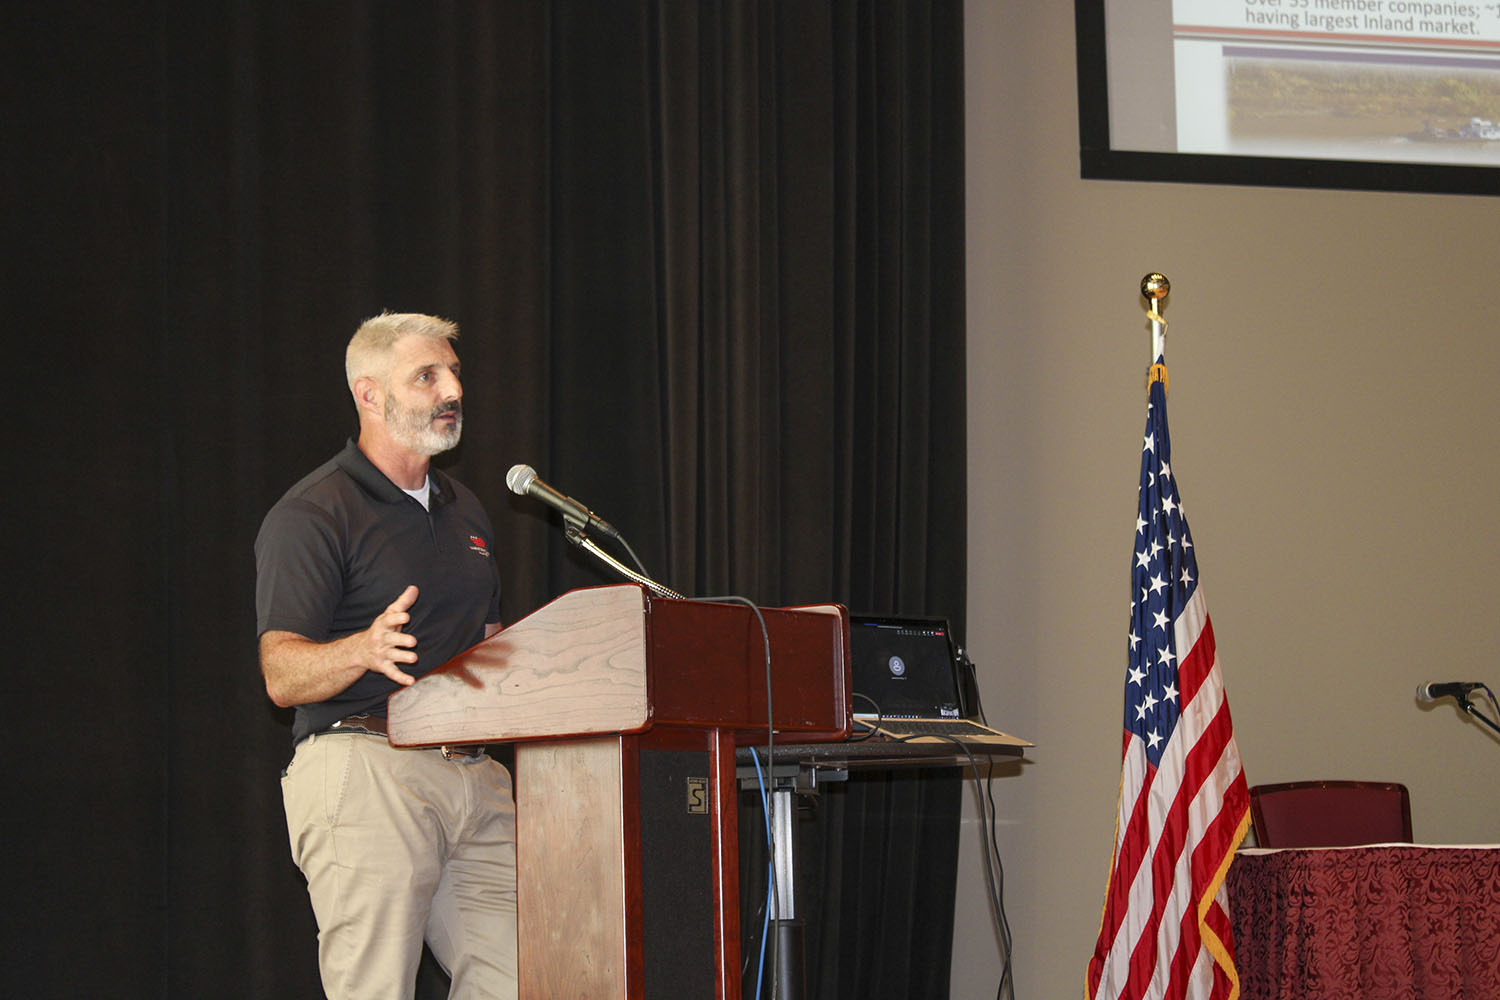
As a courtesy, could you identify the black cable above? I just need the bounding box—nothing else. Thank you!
[984,758,1015,1000]
[890,731,1015,1000]
[848,691,883,741]
[613,531,652,578]
[697,595,776,997]
[958,650,1016,999]
[958,651,1015,996]
[742,876,769,980]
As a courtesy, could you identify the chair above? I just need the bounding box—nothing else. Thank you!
[1248,780,1412,848]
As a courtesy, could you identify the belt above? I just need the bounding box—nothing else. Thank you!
[330,714,486,760]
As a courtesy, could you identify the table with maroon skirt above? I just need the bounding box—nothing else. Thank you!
[1226,845,1500,999]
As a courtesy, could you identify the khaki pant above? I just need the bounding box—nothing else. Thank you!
[282,732,518,999]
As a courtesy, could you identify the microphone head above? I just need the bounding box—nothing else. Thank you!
[506,463,537,496]
[1415,682,1436,703]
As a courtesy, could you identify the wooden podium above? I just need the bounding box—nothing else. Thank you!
[386,583,851,999]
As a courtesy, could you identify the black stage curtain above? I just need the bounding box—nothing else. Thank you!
[7,3,968,996]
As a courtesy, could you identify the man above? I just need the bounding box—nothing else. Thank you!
[255,312,517,999]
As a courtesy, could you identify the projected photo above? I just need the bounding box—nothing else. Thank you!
[1225,53,1500,165]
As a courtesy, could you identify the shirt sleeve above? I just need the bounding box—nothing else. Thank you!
[254,497,344,641]
[485,515,502,627]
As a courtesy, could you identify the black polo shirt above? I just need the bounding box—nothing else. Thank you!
[255,439,501,744]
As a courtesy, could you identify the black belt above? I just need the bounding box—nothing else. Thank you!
[329,714,486,760]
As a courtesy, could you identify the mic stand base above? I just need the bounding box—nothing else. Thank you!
[769,917,805,1000]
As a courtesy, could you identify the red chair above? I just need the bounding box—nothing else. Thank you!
[1248,780,1412,848]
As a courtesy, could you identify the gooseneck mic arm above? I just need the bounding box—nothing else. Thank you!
[565,525,685,600]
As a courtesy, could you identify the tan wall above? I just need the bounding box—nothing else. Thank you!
[958,2,1500,996]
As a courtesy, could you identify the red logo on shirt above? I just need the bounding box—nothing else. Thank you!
[468,535,490,556]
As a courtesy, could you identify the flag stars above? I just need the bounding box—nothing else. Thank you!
[1124,390,1199,755]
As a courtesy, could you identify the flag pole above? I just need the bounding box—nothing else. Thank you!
[1086,270,1252,1000]
[1142,272,1170,389]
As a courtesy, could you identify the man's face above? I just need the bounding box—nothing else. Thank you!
[382,335,464,457]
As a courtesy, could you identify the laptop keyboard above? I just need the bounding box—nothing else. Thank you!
[884,719,996,737]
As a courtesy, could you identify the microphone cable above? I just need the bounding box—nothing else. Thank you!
[696,595,776,998]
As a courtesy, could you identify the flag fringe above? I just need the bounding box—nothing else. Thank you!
[1198,807,1251,1000]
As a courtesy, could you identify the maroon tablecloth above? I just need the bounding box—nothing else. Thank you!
[1226,846,1500,1000]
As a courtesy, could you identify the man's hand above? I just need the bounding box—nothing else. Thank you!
[353,584,421,687]
[260,585,423,708]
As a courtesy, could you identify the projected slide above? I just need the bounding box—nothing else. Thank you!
[1170,0,1500,165]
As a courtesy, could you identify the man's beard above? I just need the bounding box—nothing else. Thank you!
[386,397,463,456]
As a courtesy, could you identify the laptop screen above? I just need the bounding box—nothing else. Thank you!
[849,615,964,720]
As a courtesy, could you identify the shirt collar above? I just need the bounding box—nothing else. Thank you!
[335,438,454,509]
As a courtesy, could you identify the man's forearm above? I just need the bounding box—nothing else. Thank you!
[260,630,376,708]
[260,585,423,708]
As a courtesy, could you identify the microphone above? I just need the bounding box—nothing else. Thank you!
[1415,681,1482,703]
[506,464,620,539]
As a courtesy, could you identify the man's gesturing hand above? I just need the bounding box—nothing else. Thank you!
[258,584,426,708]
[359,584,421,687]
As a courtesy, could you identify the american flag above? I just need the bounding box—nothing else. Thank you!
[1086,363,1251,1000]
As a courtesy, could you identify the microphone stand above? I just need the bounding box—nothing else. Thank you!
[563,522,685,600]
[1455,686,1500,739]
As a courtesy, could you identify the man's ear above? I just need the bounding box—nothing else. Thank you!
[351,376,384,419]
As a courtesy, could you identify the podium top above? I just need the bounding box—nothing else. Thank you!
[387,584,851,748]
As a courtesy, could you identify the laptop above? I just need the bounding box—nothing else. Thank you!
[849,614,1031,748]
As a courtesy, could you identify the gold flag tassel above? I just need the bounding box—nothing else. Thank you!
[1148,362,1168,396]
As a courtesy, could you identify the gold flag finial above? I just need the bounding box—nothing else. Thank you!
[1141,273,1170,392]
[1141,273,1170,319]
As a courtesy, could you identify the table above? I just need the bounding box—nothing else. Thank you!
[1226,845,1500,999]
[735,736,1028,998]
